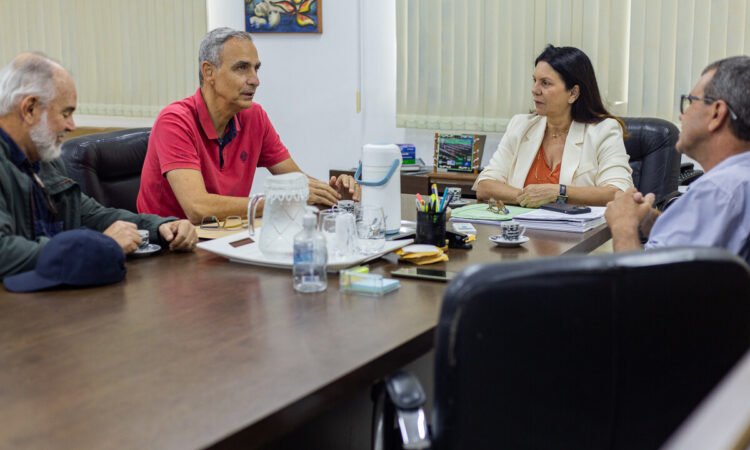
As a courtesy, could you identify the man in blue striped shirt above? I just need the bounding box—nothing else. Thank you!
[605,56,750,262]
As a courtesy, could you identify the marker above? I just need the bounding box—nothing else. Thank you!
[438,191,448,212]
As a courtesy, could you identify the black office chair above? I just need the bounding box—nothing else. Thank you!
[61,128,151,213]
[622,117,681,206]
[374,247,750,450]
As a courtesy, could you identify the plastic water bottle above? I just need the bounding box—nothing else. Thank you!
[293,210,327,293]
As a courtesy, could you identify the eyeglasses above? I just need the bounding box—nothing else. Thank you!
[486,198,509,215]
[680,94,739,122]
[199,216,247,230]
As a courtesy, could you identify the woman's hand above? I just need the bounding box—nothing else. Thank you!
[517,184,559,208]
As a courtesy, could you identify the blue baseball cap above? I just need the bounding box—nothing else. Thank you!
[3,229,126,293]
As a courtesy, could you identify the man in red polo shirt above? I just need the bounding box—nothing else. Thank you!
[137,28,358,222]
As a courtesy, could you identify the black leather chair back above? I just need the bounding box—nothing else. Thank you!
[623,117,681,202]
[61,128,151,213]
[432,248,750,450]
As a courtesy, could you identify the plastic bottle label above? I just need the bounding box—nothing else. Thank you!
[294,242,314,264]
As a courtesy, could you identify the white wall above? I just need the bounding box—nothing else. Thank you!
[207,0,503,194]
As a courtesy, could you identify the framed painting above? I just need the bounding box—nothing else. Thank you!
[245,0,322,33]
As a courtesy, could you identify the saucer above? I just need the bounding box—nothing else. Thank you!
[449,199,470,208]
[131,243,161,257]
[489,234,529,247]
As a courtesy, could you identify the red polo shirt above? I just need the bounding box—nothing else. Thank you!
[137,88,290,219]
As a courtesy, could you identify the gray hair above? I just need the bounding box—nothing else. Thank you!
[702,55,750,141]
[198,27,253,85]
[0,52,63,115]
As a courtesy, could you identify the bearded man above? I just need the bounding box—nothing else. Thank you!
[0,53,197,279]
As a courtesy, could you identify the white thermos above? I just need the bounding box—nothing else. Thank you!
[355,144,402,234]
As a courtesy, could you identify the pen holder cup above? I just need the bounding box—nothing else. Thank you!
[416,210,447,247]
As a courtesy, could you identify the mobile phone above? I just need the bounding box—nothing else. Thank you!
[390,267,456,282]
[540,203,592,215]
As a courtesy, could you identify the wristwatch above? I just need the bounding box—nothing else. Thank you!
[556,184,568,204]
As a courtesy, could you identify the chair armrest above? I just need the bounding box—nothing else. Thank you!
[385,371,431,449]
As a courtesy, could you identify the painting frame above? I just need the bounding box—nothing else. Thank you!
[245,0,322,34]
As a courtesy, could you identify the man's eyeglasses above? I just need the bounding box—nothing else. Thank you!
[680,94,739,122]
[199,216,247,230]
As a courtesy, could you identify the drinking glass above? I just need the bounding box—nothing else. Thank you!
[355,206,386,254]
[320,211,356,259]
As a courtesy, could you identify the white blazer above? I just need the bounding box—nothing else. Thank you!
[473,114,634,192]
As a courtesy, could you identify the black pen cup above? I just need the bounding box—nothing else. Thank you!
[416,210,447,247]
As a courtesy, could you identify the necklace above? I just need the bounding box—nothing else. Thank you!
[547,127,569,139]
[534,149,558,181]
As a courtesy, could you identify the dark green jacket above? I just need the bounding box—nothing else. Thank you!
[0,137,176,279]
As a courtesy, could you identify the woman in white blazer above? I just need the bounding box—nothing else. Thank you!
[474,45,633,207]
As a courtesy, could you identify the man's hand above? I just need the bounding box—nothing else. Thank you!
[518,184,558,208]
[307,177,341,207]
[633,191,661,236]
[158,220,198,252]
[605,187,656,252]
[102,220,141,254]
[329,174,361,201]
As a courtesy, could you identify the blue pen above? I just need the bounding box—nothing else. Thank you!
[438,191,448,212]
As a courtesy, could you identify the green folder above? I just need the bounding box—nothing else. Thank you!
[450,203,535,222]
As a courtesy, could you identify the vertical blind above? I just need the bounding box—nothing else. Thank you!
[396,0,750,132]
[0,0,207,118]
[628,0,750,121]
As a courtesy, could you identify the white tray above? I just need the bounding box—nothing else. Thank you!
[197,229,413,272]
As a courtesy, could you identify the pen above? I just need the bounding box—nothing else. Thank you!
[431,183,438,199]
[438,191,448,212]
[416,193,424,205]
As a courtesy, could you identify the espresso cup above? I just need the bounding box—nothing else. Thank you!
[444,187,462,204]
[337,200,356,214]
[137,229,150,249]
[500,221,525,241]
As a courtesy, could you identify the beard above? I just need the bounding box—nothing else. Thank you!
[30,111,63,162]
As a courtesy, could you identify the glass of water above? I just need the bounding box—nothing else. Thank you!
[355,205,386,254]
[320,211,356,259]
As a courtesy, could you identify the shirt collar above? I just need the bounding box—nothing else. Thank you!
[0,126,40,172]
[709,148,750,172]
[193,88,243,141]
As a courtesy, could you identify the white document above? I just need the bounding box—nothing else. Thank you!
[514,206,606,233]
[515,206,606,222]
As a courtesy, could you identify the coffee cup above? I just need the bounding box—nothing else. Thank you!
[137,229,150,249]
[444,187,462,204]
[500,221,525,241]
[337,200,356,214]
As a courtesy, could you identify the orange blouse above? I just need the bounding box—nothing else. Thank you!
[523,144,560,187]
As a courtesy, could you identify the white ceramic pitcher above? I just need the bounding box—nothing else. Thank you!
[248,172,309,258]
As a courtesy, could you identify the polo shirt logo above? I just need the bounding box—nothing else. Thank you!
[240,151,249,162]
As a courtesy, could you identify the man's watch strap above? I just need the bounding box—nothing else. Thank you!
[557,184,568,204]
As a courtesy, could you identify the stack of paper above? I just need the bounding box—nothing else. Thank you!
[514,206,606,233]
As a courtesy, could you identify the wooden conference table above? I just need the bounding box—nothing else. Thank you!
[0,195,611,449]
